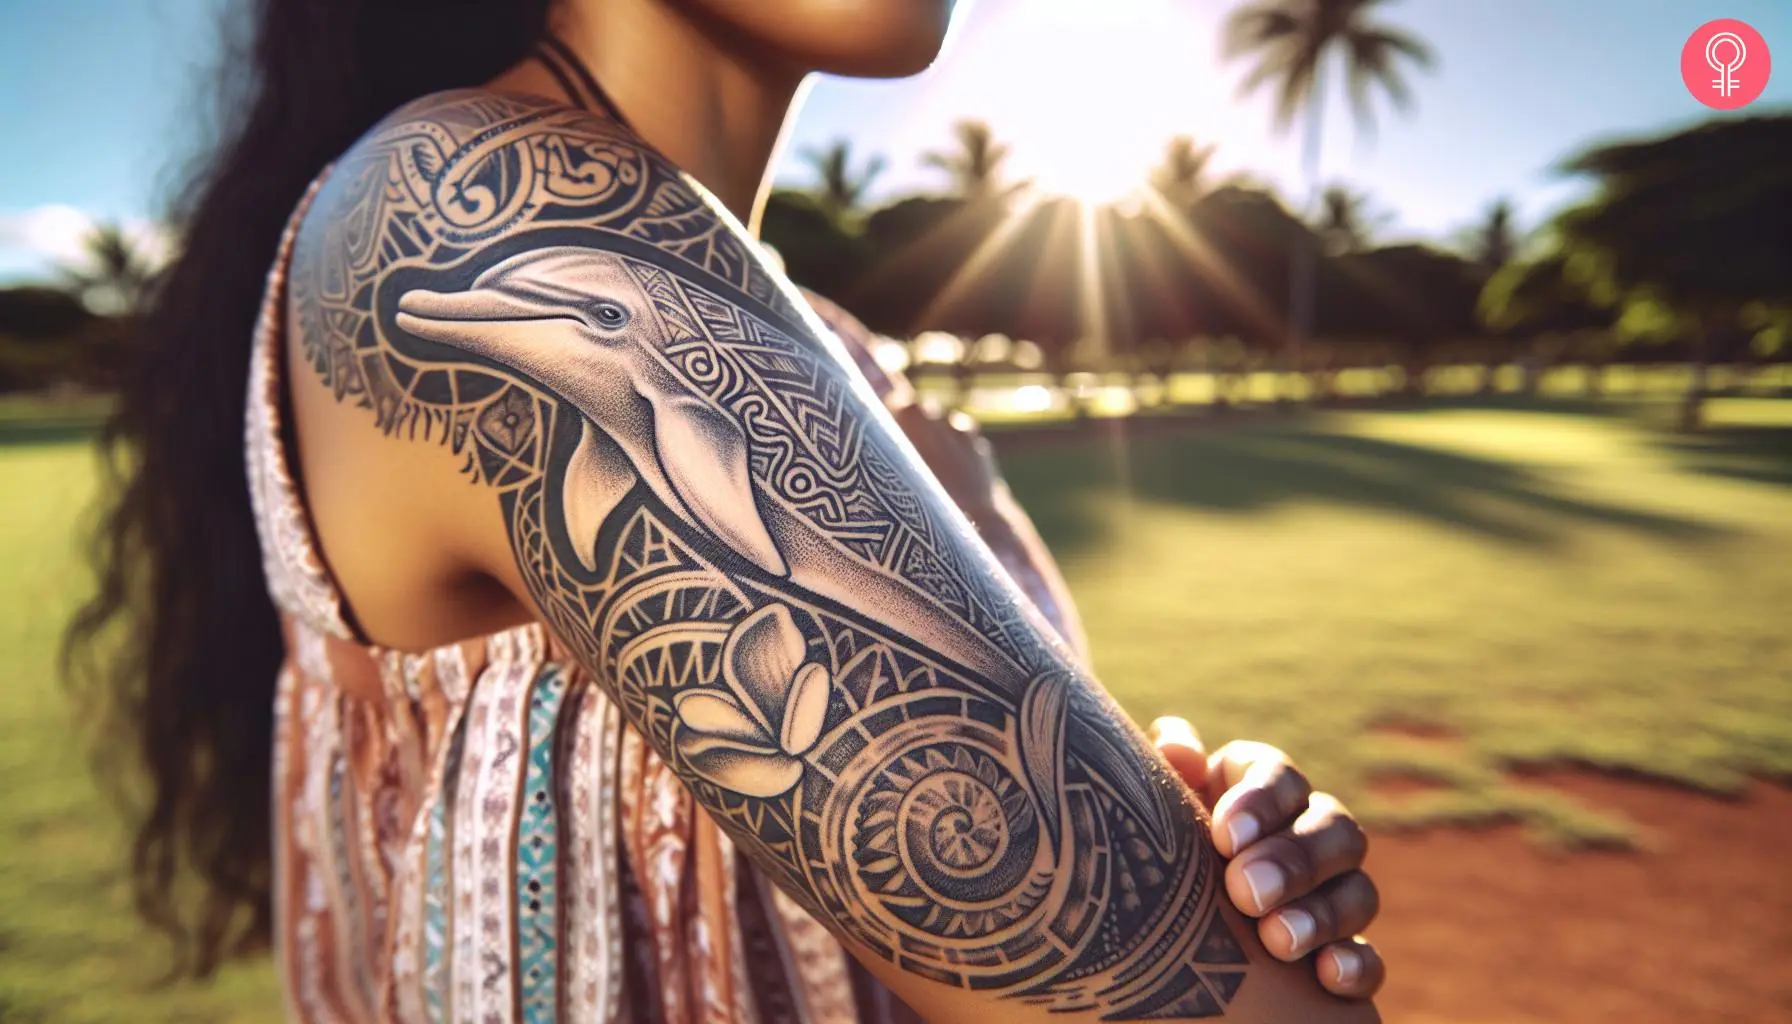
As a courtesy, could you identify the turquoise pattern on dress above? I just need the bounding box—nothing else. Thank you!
[517,664,571,1023]
[324,751,375,1007]
[422,716,467,1024]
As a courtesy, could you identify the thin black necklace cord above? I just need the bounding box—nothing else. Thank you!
[532,36,634,134]
[529,44,588,114]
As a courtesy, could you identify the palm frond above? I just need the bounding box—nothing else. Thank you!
[1222,3,1306,59]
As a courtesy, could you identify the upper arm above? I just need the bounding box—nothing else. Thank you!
[292,90,1367,1023]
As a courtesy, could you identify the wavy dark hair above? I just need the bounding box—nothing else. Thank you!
[63,0,551,979]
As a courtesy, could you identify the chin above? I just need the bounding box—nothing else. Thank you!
[690,0,959,78]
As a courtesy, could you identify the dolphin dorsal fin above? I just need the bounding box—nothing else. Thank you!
[649,394,788,577]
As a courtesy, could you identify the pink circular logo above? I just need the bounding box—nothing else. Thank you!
[1681,19,1771,110]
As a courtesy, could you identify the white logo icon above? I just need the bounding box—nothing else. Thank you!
[1706,31,1748,97]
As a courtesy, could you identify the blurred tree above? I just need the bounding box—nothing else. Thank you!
[61,220,159,317]
[921,119,1016,201]
[1223,0,1435,381]
[799,138,887,219]
[758,189,867,301]
[1186,184,1313,352]
[848,194,1011,339]
[0,286,103,392]
[1478,247,1616,394]
[1314,183,1390,255]
[1148,135,1219,211]
[1105,204,1202,386]
[1329,243,1482,396]
[0,286,95,339]
[1553,114,1792,428]
[1463,197,1520,275]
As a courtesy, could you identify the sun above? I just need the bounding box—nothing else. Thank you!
[941,0,1231,207]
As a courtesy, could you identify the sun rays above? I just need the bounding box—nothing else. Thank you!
[875,181,1291,371]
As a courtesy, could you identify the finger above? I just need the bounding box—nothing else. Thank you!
[1224,798,1369,914]
[1317,937,1386,1000]
[1207,745,1312,857]
[1289,792,1370,886]
[1255,871,1380,963]
[1149,716,1210,793]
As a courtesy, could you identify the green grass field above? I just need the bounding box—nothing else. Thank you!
[2,393,1789,1020]
[0,438,286,1022]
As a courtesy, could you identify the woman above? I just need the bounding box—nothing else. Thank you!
[68,1,1387,1020]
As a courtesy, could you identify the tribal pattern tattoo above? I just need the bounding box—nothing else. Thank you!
[292,90,1249,1019]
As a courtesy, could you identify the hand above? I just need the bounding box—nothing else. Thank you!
[1150,717,1386,1000]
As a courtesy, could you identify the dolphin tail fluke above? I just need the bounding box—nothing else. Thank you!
[651,395,788,577]
[562,421,638,573]
[1018,671,1070,857]
[1076,713,1178,859]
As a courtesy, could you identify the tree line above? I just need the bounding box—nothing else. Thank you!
[763,114,1789,428]
[2,0,1787,429]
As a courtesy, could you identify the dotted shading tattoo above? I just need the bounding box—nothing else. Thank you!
[291,89,1249,1018]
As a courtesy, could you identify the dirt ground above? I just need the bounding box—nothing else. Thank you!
[1364,772,1792,1023]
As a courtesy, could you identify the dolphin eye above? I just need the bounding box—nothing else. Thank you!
[593,301,631,330]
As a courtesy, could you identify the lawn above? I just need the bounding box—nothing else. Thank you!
[2,394,1789,1020]
[999,396,1792,847]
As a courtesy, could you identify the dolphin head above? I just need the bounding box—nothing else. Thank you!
[394,247,788,578]
[395,248,657,373]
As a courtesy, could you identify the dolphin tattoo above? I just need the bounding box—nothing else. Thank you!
[399,248,1033,688]
[395,248,788,577]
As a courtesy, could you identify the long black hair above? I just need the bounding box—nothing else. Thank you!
[63,0,551,978]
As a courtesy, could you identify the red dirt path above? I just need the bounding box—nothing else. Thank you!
[1364,773,1792,1023]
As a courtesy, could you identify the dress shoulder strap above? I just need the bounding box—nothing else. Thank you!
[245,173,361,643]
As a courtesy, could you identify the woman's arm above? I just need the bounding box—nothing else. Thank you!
[291,90,1376,1023]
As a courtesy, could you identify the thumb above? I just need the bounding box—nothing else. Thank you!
[1149,716,1210,796]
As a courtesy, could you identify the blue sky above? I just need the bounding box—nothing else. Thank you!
[1,0,1787,282]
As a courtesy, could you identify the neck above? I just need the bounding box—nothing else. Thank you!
[494,1,809,234]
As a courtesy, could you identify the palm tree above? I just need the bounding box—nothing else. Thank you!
[922,120,1014,201]
[61,220,160,317]
[1314,183,1389,254]
[1222,0,1435,381]
[1465,198,1519,275]
[1148,135,1219,210]
[800,139,887,218]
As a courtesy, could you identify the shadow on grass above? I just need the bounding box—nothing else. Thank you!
[0,420,102,447]
[996,417,1730,562]
[1327,392,1649,420]
[1653,425,1792,488]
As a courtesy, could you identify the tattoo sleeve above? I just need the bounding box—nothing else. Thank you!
[292,91,1348,1021]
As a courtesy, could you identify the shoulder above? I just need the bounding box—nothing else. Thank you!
[295,86,793,310]
[287,87,807,426]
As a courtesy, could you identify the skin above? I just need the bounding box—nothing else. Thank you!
[286,0,1384,1016]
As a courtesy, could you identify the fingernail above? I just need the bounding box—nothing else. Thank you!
[1278,908,1316,956]
[1332,947,1361,986]
[1241,860,1285,912]
[1226,811,1261,853]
